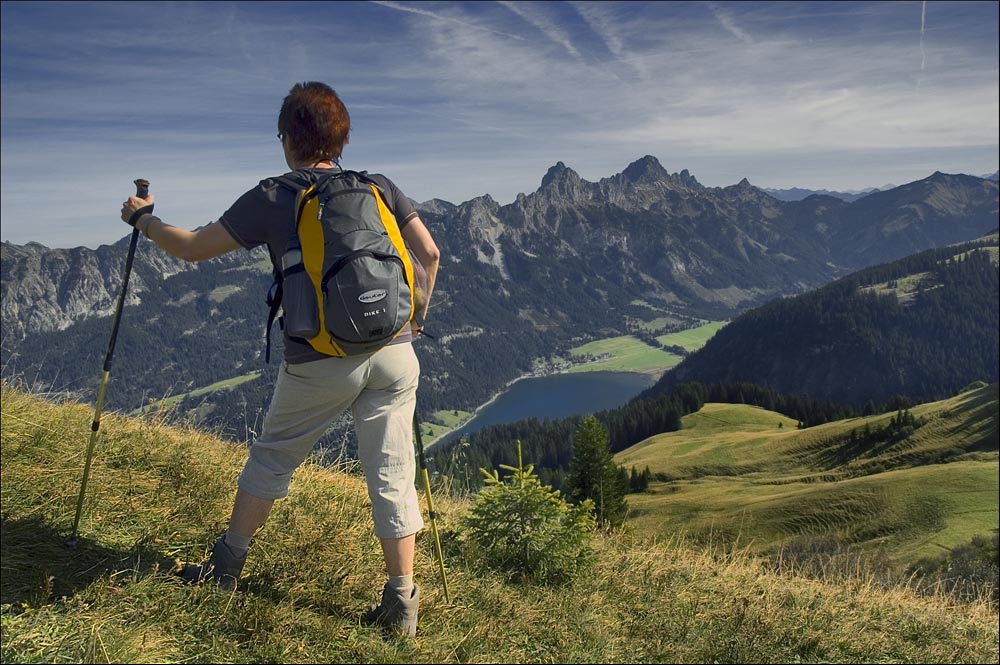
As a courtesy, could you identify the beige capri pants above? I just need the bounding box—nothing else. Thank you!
[237,342,424,539]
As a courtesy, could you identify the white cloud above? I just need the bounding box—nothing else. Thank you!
[1,1,996,248]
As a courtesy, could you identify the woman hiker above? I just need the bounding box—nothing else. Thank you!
[120,81,440,638]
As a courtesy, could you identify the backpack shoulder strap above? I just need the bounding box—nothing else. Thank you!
[271,172,310,192]
[344,170,396,211]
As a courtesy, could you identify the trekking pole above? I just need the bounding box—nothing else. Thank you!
[413,410,451,604]
[65,179,150,548]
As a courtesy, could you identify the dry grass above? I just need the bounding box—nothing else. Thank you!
[2,382,997,663]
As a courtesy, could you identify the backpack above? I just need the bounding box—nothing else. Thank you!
[264,170,415,361]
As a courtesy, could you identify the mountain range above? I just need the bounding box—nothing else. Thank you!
[2,157,997,442]
[762,185,893,203]
[763,171,997,201]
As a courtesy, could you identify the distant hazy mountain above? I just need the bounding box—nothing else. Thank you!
[763,186,893,203]
[647,233,1000,406]
[764,173,997,202]
[3,159,997,442]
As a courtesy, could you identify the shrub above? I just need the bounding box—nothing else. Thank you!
[911,532,999,605]
[770,535,903,589]
[462,441,596,585]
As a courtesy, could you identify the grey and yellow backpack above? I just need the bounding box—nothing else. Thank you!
[265,170,416,361]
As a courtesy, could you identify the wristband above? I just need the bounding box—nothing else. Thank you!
[127,204,154,227]
[136,214,160,239]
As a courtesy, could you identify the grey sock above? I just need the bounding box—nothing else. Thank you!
[388,574,414,596]
[224,530,251,555]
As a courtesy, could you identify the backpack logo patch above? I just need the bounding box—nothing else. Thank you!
[359,288,388,304]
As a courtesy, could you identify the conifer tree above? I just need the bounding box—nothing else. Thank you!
[568,416,628,526]
[464,440,595,585]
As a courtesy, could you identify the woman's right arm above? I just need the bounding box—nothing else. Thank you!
[123,194,242,262]
[143,219,242,262]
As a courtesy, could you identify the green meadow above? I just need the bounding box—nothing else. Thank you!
[566,321,726,375]
[421,409,472,445]
[617,384,999,565]
[207,285,243,302]
[566,336,681,374]
[655,320,727,351]
[140,371,262,412]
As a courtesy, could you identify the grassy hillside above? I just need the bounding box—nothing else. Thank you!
[2,382,997,663]
[566,335,682,374]
[564,321,727,375]
[135,370,262,413]
[655,320,727,351]
[650,237,1000,406]
[617,385,999,564]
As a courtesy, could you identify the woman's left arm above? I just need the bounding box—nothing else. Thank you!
[401,215,440,306]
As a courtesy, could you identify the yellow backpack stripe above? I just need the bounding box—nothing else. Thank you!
[297,185,345,357]
[371,184,415,325]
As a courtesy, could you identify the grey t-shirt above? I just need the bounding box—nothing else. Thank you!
[219,167,421,364]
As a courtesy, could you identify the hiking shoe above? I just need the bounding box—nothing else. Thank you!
[363,582,420,637]
[178,536,247,591]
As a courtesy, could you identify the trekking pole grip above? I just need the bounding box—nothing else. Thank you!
[107,180,148,368]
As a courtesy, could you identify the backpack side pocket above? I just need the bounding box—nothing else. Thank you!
[280,248,321,340]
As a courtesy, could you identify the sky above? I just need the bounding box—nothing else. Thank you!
[1,1,997,249]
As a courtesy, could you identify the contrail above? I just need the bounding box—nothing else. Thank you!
[372,1,525,41]
[917,0,926,93]
[920,0,926,72]
[499,1,582,60]
[707,1,752,45]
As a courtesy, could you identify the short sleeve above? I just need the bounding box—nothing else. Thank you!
[369,174,419,229]
[219,178,292,250]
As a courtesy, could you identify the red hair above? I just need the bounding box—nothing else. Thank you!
[278,82,351,165]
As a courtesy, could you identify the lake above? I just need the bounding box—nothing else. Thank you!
[432,371,657,447]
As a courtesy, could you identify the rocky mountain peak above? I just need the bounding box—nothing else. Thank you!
[415,198,457,215]
[719,177,755,195]
[537,161,590,203]
[540,161,582,188]
[458,194,502,226]
[622,155,668,183]
[675,168,702,189]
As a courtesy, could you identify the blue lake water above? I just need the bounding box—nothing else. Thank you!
[433,371,657,447]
